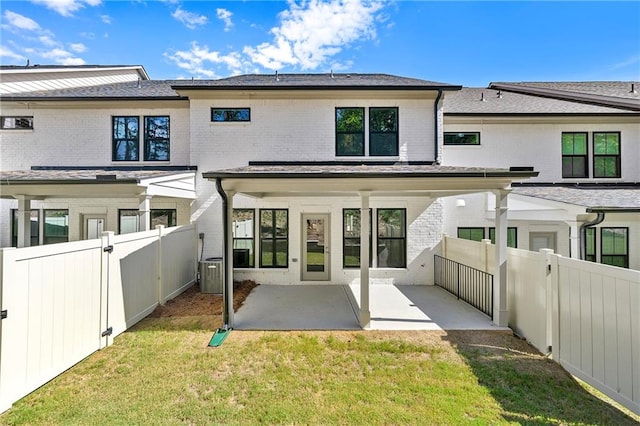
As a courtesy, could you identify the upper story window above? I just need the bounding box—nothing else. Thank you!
[212,108,250,122]
[1,116,33,130]
[369,107,398,156]
[336,107,399,157]
[113,116,170,162]
[593,132,621,178]
[113,116,139,161]
[144,116,170,161]
[561,132,588,178]
[336,107,365,156]
[444,132,480,145]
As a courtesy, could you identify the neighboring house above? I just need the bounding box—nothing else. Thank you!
[441,82,640,270]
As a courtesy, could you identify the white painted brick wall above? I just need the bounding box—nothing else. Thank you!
[442,120,640,182]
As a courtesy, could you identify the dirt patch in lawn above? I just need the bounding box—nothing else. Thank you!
[148,280,258,318]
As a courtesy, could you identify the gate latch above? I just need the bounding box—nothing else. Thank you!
[0,310,7,320]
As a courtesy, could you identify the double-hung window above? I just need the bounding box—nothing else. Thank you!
[260,209,288,268]
[593,132,621,178]
[561,132,588,178]
[113,116,140,161]
[601,227,628,268]
[369,107,398,156]
[233,209,255,268]
[144,116,170,161]
[336,108,365,156]
[585,227,596,262]
[377,209,406,268]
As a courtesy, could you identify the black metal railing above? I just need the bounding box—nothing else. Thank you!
[434,255,494,318]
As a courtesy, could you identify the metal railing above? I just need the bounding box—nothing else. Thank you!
[434,255,494,317]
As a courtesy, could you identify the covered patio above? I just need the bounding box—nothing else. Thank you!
[203,162,538,330]
[235,284,505,331]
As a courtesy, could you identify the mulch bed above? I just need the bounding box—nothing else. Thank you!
[148,280,258,318]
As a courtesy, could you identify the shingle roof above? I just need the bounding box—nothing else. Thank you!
[0,167,196,182]
[444,87,636,114]
[512,185,640,210]
[0,80,184,100]
[171,73,461,90]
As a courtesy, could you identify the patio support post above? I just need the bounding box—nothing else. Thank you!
[225,191,235,327]
[138,195,152,231]
[16,195,32,248]
[567,221,580,259]
[359,191,371,328]
[493,189,510,327]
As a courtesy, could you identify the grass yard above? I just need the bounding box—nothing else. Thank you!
[2,285,638,425]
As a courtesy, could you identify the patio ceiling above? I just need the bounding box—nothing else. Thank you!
[0,168,197,200]
[203,163,539,198]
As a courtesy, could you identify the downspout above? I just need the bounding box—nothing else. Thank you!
[579,211,605,260]
[433,89,444,165]
[215,177,230,327]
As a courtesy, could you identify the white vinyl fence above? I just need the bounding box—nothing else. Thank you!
[0,224,197,413]
[441,236,639,415]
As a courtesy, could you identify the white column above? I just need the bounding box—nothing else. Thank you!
[359,191,371,328]
[226,191,235,327]
[567,221,580,259]
[493,189,510,327]
[16,196,32,248]
[138,195,152,231]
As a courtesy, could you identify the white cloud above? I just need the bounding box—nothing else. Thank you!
[4,10,41,31]
[101,15,111,24]
[70,42,87,53]
[30,0,102,17]
[244,0,384,70]
[216,8,233,32]
[39,35,57,46]
[0,45,27,61]
[164,41,245,78]
[172,7,208,29]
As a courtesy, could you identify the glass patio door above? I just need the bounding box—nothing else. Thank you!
[301,214,330,281]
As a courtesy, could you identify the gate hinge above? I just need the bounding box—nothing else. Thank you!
[101,327,113,337]
[103,245,114,253]
[0,310,7,320]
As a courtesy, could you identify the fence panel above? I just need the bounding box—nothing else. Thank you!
[434,254,493,317]
[161,224,197,303]
[0,241,103,412]
[556,257,639,415]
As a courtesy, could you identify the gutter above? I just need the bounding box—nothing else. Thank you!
[579,212,605,260]
[434,89,443,165]
[214,178,230,328]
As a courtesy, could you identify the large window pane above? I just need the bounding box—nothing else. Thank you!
[233,209,255,268]
[260,209,288,268]
[151,209,176,228]
[585,227,596,262]
[112,116,139,161]
[43,210,68,245]
[336,108,364,156]
[144,116,170,161]
[343,209,372,268]
[1,116,33,129]
[377,209,406,268]
[369,107,398,156]
[601,227,628,268]
[119,210,139,234]
[489,227,518,248]
[457,227,485,242]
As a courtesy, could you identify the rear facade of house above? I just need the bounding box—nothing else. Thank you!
[1,65,638,278]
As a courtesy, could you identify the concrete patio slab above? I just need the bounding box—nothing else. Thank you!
[235,284,510,331]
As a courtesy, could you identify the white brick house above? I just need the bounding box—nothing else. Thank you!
[1,65,637,288]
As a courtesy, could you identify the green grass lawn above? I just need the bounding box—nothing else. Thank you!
[2,316,638,425]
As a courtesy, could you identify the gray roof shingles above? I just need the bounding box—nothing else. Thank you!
[0,169,190,182]
[513,186,640,210]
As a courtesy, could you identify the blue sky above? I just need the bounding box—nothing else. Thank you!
[1,1,639,86]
